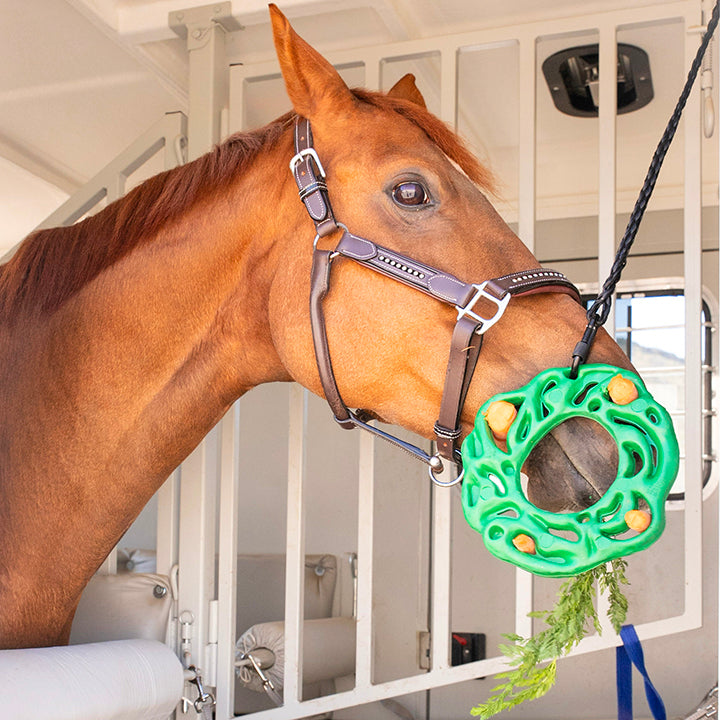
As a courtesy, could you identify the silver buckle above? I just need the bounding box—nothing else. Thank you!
[289,147,326,178]
[456,281,510,333]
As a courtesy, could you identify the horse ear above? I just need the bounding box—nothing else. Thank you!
[387,74,427,109]
[269,4,354,118]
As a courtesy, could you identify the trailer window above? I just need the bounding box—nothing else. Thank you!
[584,289,714,502]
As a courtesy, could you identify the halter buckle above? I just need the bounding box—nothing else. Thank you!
[457,281,511,333]
[289,148,326,178]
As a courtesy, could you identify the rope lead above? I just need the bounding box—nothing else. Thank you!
[571,0,720,372]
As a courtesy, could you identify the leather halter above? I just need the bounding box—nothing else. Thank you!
[291,117,581,484]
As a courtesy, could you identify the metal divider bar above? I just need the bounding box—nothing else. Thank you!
[517,34,537,253]
[216,405,241,718]
[177,423,221,696]
[426,46,460,676]
[514,569,533,639]
[682,12,704,629]
[595,21,619,638]
[430,484,452,672]
[514,31,537,638]
[284,385,309,707]
[598,22,618,335]
[354,56,379,691]
[156,469,179,582]
[356,429,376,688]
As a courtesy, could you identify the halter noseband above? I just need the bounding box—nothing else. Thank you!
[291,117,580,484]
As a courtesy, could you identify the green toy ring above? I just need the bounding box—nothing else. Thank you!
[460,364,680,577]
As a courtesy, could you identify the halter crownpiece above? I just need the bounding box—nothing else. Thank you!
[292,116,581,483]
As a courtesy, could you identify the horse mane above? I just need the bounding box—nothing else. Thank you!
[0,90,491,320]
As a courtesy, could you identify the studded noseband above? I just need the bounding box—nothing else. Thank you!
[291,117,580,484]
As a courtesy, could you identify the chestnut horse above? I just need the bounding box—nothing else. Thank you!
[0,6,630,649]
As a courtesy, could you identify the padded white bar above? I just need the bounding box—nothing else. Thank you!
[1,639,183,720]
[236,617,356,691]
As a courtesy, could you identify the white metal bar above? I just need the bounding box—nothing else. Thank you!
[175,17,228,715]
[105,173,126,204]
[598,22,617,333]
[356,427,376,688]
[177,424,221,683]
[164,111,188,168]
[284,385,308,706]
[514,568,533,638]
[156,469,179,578]
[216,404,241,718]
[717,0,720,696]
[440,47,457,126]
[365,52,383,91]
[97,547,118,575]
[242,608,700,720]
[682,13,704,628]
[430,482,452,672]
[517,37,536,252]
[186,20,228,160]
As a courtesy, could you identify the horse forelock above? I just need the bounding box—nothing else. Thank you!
[0,90,491,321]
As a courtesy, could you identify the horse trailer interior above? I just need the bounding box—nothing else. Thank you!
[1,1,719,719]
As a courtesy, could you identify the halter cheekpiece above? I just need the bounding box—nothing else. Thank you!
[292,116,580,484]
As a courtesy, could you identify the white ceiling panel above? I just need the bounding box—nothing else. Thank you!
[1,0,717,256]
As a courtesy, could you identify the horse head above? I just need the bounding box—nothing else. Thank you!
[266,6,631,512]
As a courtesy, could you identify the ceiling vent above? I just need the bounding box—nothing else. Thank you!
[542,43,653,117]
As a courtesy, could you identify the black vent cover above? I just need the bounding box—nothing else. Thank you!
[542,43,653,117]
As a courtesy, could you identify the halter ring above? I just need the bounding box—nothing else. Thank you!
[429,454,464,487]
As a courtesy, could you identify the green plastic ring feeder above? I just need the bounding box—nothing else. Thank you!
[460,364,680,577]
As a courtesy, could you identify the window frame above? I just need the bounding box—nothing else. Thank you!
[576,277,717,509]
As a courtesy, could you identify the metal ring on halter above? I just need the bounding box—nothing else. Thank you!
[313,222,349,249]
[428,454,464,487]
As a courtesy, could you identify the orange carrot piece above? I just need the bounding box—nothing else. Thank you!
[484,400,517,440]
[608,374,639,405]
[625,509,651,532]
[512,533,536,554]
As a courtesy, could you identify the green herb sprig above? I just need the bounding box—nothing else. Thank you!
[471,558,629,719]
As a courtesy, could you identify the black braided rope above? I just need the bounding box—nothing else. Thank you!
[571,0,720,376]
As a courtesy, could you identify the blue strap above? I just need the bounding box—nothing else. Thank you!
[616,624,666,720]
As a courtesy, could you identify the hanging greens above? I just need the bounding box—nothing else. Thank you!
[472,559,629,719]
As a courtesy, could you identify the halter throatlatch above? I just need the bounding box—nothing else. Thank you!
[292,117,580,483]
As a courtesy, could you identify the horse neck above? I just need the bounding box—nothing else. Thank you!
[0,136,298,647]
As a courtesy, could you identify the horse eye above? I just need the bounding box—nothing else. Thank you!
[392,181,430,208]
